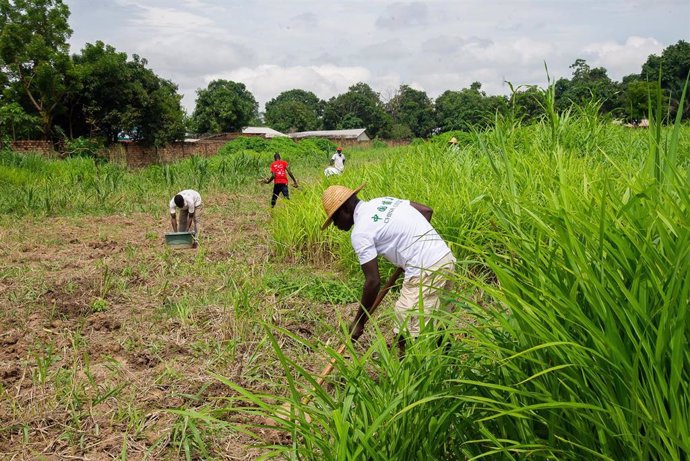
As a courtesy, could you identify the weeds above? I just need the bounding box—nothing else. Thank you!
[32,342,56,385]
[196,82,690,459]
[4,90,690,459]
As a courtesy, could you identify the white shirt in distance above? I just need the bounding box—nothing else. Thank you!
[169,189,202,214]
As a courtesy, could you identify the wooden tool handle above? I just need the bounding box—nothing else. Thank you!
[314,343,347,387]
[311,267,405,388]
[372,266,404,308]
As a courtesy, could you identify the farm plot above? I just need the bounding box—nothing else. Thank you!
[0,187,366,459]
[2,114,690,460]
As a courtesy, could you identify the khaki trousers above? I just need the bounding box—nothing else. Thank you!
[393,252,456,337]
[179,205,202,235]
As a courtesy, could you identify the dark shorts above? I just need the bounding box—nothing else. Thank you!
[271,183,289,206]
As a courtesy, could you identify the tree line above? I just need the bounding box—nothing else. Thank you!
[1,0,688,147]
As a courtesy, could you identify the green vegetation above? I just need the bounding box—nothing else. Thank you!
[1,0,688,144]
[270,105,690,274]
[2,87,690,458]
[0,134,338,216]
[0,0,186,145]
[214,94,690,459]
[322,82,392,138]
[264,89,324,133]
[190,80,258,135]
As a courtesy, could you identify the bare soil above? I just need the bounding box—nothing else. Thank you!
[0,190,348,460]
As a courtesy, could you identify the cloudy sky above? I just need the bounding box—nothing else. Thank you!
[64,0,689,114]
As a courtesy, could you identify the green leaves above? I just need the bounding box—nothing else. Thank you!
[265,89,323,132]
[191,79,258,134]
[258,106,690,458]
[0,0,72,138]
[322,82,391,138]
[385,84,435,138]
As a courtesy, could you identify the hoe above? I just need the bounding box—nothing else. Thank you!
[271,267,404,424]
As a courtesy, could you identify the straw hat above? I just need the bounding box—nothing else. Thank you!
[448,137,458,144]
[321,183,365,229]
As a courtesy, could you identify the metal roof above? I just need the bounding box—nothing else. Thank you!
[288,128,368,139]
[242,126,288,138]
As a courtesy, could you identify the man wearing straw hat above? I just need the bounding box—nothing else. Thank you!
[321,184,456,353]
[447,136,460,153]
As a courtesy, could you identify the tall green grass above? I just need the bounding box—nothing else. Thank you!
[0,140,334,216]
[208,91,690,459]
[270,114,689,273]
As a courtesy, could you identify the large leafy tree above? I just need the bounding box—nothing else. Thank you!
[264,89,322,132]
[386,84,435,138]
[190,79,257,134]
[617,74,654,123]
[126,55,186,145]
[57,42,185,145]
[508,85,545,123]
[0,101,40,139]
[435,82,507,132]
[322,82,391,138]
[641,40,690,120]
[62,41,130,140]
[555,59,620,114]
[0,0,72,140]
[0,59,8,95]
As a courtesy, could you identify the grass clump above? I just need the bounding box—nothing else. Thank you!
[206,91,690,459]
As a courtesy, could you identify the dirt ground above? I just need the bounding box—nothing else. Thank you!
[0,190,352,460]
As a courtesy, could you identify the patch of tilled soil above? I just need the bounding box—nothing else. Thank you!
[0,192,300,459]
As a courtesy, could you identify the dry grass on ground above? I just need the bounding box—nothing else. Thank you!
[0,190,364,460]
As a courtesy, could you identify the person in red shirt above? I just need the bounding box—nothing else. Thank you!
[262,152,299,207]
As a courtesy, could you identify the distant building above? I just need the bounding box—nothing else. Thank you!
[288,128,370,142]
[242,126,288,138]
[196,132,241,141]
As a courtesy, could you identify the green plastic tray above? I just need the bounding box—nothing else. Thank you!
[165,232,195,248]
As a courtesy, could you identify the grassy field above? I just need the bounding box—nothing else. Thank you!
[0,141,393,459]
[2,105,690,459]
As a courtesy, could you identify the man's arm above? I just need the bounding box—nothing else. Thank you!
[409,201,433,222]
[287,167,299,188]
[349,258,380,340]
[186,212,195,232]
[170,213,178,232]
[262,172,275,184]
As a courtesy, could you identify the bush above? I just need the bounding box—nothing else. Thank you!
[64,137,105,161]
[431,131,475,146]
[372,139,387,149]
[298,138,337,154]
[218,136,336,162]
[217,137,269,155]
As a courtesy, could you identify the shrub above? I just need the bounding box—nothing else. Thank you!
[64,137,105,161]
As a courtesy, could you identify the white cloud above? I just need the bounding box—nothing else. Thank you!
[582,36,665,79]
[64,0,688,115]
[126,4,217,32]
[358,39,409,61]
[136,34,255,78]
[376,2,429,29]
[422,36,493,55]
[205,64,381,110]
[290,12,318,27]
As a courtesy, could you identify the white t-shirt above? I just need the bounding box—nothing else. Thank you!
[351,197,452,278]
[331,152,345,171]
[169,189,202,214]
